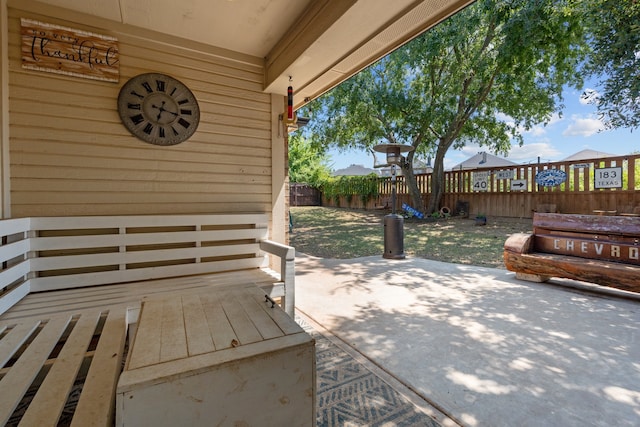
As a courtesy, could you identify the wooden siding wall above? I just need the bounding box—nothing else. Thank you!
[7,3,274,217]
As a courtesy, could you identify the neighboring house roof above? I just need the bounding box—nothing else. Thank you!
[333,164,379,176]
[562,149,618,161]
[452,151,517,170]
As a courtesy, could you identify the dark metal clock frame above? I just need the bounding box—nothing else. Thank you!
[117,73,200,146]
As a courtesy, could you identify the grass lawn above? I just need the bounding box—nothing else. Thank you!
[289,206,533,269]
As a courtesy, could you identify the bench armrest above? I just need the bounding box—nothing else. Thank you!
[259,240,295,316]
[504,233,534,255]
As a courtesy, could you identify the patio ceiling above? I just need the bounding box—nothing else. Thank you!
[35,0,473,108]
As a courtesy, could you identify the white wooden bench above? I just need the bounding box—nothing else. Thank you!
[0,213,296,425]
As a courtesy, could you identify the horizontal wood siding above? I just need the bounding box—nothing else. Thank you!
[8,5,272,217]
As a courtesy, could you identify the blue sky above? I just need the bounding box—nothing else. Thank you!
[326,80,639,172]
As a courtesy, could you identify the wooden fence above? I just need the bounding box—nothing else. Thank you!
[321,154,640,218]
[290,183,322,206]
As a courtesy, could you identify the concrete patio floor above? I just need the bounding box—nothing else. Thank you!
[294,253,640,427]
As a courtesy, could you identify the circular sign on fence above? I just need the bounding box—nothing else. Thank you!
[535,169,567,187]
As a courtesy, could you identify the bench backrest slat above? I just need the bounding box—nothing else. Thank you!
[533,213,640,236]
[1,214,272,313]
[532,213,640,265]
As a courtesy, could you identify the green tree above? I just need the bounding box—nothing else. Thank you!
[581,0,640,130]
[305,0,587,213]
[288,132,331,186]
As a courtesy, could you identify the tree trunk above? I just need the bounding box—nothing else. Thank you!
[426,143,448,214]
[401,162,424,212]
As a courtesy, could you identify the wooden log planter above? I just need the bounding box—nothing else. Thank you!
[504,213,640,294]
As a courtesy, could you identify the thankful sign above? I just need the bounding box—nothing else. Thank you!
[21,18,119,82]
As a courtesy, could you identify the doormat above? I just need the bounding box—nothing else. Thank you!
[297,316,441,427]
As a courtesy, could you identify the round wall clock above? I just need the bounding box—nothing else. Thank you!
[117,73,200,146]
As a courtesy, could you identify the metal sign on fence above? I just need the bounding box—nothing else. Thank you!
[495,170,514,179]
[473,171,490,192]
[510,179,527,191]
[594,167,622,189]
[535,169,567,187]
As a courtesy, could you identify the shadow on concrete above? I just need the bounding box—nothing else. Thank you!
[295,254,640,427]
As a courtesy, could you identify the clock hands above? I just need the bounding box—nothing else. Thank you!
[151,101,179,121]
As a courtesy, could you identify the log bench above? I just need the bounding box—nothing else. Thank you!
[504,213,640,294]
[0,213,297,425]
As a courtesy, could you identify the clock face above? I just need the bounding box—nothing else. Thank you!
[117,73,200,146]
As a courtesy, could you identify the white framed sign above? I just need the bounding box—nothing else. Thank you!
[510,179,527,191]
[495,170,514,179]
[473,171,490,192]
[594,167,622,189]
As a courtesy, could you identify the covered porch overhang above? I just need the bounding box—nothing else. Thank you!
[22,0,474,108]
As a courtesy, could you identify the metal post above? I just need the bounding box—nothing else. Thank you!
[391,164,396,214]
[372,143,414,260]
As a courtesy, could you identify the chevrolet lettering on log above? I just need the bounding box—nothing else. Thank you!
[504,213,640,293]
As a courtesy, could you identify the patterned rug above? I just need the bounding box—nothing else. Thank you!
[298,316,442,427]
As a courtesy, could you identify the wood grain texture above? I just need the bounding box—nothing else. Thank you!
[504,213,640,292]
[504,251,640,293]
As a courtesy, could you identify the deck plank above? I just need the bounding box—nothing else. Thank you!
[182,294,215,356]
[0,320,41,367]
[20,311,102,426]
[127,301,163,370]
[0,270,274,323]
[246,286,302,335]
[221,294,263,345]
[0,315,71,425]
[238,294,284,340]
[200,294,237,350]
[71,307,127,427]
[159,298,188,363]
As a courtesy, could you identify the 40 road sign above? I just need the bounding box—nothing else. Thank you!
[510,179,527,191]
[473,171,490,191]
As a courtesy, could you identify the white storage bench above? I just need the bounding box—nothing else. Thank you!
[0,213,298,425]
[116,285,315,426]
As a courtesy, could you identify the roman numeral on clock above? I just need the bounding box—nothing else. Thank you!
[130,114,144,125]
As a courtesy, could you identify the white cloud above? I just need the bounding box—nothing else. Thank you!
[528,126,547,136]
[579,88,600,105]
[521,112,563,136]
[508,142,561,161]
[460,144,482,156]
[562,115,604,137]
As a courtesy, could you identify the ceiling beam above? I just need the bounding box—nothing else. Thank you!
[264,0,357,91]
